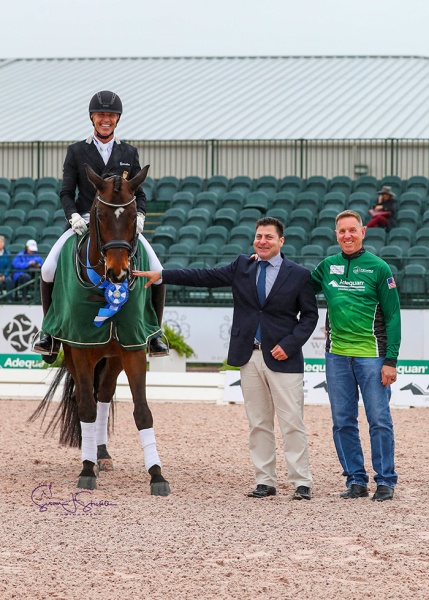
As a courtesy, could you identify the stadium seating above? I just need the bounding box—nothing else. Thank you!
[4,208,26,230]
[142,176,155,201]
[12,191,36,213]
[204,225,229,250]
[283,226,307,252]
[229,176,254,196]
[379,175,403,198]
[322,192,347,212]
[363,228,386,253]
[244,191,269,212]
[156,176,180,202]
[152,225,177,249]
[379,245,404,269]
[305,176,328,201]
[270,191,296,213]
[171,191,195,213]
[12,176,35,195]
[255,176,278,201]
[194,192,219,216]
[289,208,314,230]
[387,227,414,252]
[187,208,212,232]
[161,207,187,230]
[0,177,12,195]
[401,264,427,301]
[266,207,289,226]
[238,208,262,228]
[406,246,429,270]
[219,191,245,212]
[180,176,204,196]
[406,176,429,199]
[353,175,378,197]
[309,226,336,250]
[205,175,229,198]
[329,176,352,197]
[279,176,303,197]
[295,191,320,213]
[13,225,38,245]
[213,208,238,230]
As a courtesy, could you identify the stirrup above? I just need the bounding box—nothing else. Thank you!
[148,334,170,357]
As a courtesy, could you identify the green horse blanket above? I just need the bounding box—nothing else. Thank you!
[42,236,161,349]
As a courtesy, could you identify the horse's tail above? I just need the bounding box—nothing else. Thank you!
[28,360,82,448]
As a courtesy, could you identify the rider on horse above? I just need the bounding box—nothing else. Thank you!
[33,90,168,362]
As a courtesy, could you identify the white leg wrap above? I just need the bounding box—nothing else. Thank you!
[95,402,110,446]
[139,427,161,471]
[80,421,97,464]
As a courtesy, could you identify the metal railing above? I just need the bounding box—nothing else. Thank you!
[1,138,429,180]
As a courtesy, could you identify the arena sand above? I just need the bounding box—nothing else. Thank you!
[1,399,428,599]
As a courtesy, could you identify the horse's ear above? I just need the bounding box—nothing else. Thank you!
[85,163,106,190]
[129,165,150,192]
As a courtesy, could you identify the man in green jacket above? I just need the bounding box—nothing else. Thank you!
[311,210,401,502]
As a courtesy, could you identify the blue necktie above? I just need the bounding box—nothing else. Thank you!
[255,261,268,343]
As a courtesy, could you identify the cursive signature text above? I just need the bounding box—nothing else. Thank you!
[31,483,118,514]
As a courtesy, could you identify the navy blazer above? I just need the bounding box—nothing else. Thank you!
[162,254,319,373]
[60,136,147,220]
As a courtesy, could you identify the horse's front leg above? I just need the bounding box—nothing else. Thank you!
[68,349,99,490]
[95,356,124,471]
[122,349,170,496]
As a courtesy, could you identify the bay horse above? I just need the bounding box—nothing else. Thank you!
[29,164,170,496]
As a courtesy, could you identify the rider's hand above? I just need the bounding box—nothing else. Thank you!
[69,213,88,236]
[136,212,145,234]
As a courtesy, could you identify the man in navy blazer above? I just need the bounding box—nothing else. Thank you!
[134,217,319,500]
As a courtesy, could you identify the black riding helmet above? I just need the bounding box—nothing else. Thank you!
[89,90,123,116]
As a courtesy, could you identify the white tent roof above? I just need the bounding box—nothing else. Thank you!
[1,55,429,141]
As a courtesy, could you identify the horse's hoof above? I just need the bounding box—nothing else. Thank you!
[98,458,114,472]
[150,481,171,496]
[77,476,97,490]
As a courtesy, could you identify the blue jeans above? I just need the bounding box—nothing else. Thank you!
[325,353,397,489]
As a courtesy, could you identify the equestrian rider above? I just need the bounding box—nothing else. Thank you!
[33,90,168,361]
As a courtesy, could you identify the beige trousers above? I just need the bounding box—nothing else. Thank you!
[240,350,313,489]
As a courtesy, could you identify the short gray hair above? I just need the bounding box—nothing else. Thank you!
[335,210,363,227]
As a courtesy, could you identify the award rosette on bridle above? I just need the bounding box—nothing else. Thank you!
[93,281,129,328]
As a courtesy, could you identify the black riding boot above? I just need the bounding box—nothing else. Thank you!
[33,280,61,363]
[149,284,169,357]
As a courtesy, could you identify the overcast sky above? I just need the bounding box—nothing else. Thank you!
[2,0,429,59]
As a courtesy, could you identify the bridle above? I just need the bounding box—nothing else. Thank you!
[74,176,139,289]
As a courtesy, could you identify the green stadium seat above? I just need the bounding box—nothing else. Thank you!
[205,175,229,199]
[363,228,386,253]
[326,244,340,256]
[203,225,229,250]
[177,225,202,250]
[166,243,191,268]
[279,176,303,197]
[194,192,219,216]
[401,264,427,300]
[230,176,254,196]
[0,177,12,195]
[282,243,298,259]
[305,176,328,200]
[171,191,195,213]
[180,176,204,196]
[219,243,243,262]
[322,192,347,212]
[151,225,178,249]
[188,260,211,269]
[194,243,219,267]
[161,207,187,230]
[37,242,53,256]
[0,191,11,213]
[364,245,378,256]
[300,244,325,265]
[406,176,429,199]
[7,242,25,256]
[379,245,403,269]
[155,176,180,202]
[0,226,14,245]
[283,226,308,252]
[317,207,338,228]
[406,246,429,270]
[35,177,59,194]
[142,176,155,201]
[295,191,320,212]
[387,227,413,252]
[229,225,254,250]
[309,226,336,250]
[187,207,212,232]
[379,175,404,199]
[39,225,64,246]
[348,192,372,215]
[353,176,378,196]
[13,225,38,245]
[399,192,425,213]
[422,210,429,229]
[271,191,296,213]
[416,227,429,246]
[213,208,238,230]
[395,209,419,235]
[4,208,27,229]
[289,208,314,230]
[244,191,268,212]
[12,191,36,213]
[255,176,278,201]
[163,259,189,269]
[27,209,51,234]
[238,208,262,228]
[12,176,35,195]
[36,191,60,216]
[329,176,352,196]
[266,207,289,226]
[219,191,245,212]
[52,208,67,228]
[150,242,167,262]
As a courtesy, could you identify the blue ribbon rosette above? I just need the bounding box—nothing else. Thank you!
[93,281,129,328]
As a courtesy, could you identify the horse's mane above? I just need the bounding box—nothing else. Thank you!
[102,172,122,194]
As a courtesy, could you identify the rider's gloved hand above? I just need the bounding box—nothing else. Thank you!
[136,212,145,234]
[69,213,88,236]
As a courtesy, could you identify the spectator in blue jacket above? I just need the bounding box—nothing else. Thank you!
[12,239,43,300]
[0,235,13,301]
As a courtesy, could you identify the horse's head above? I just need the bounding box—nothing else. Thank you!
[85,163,149,283]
